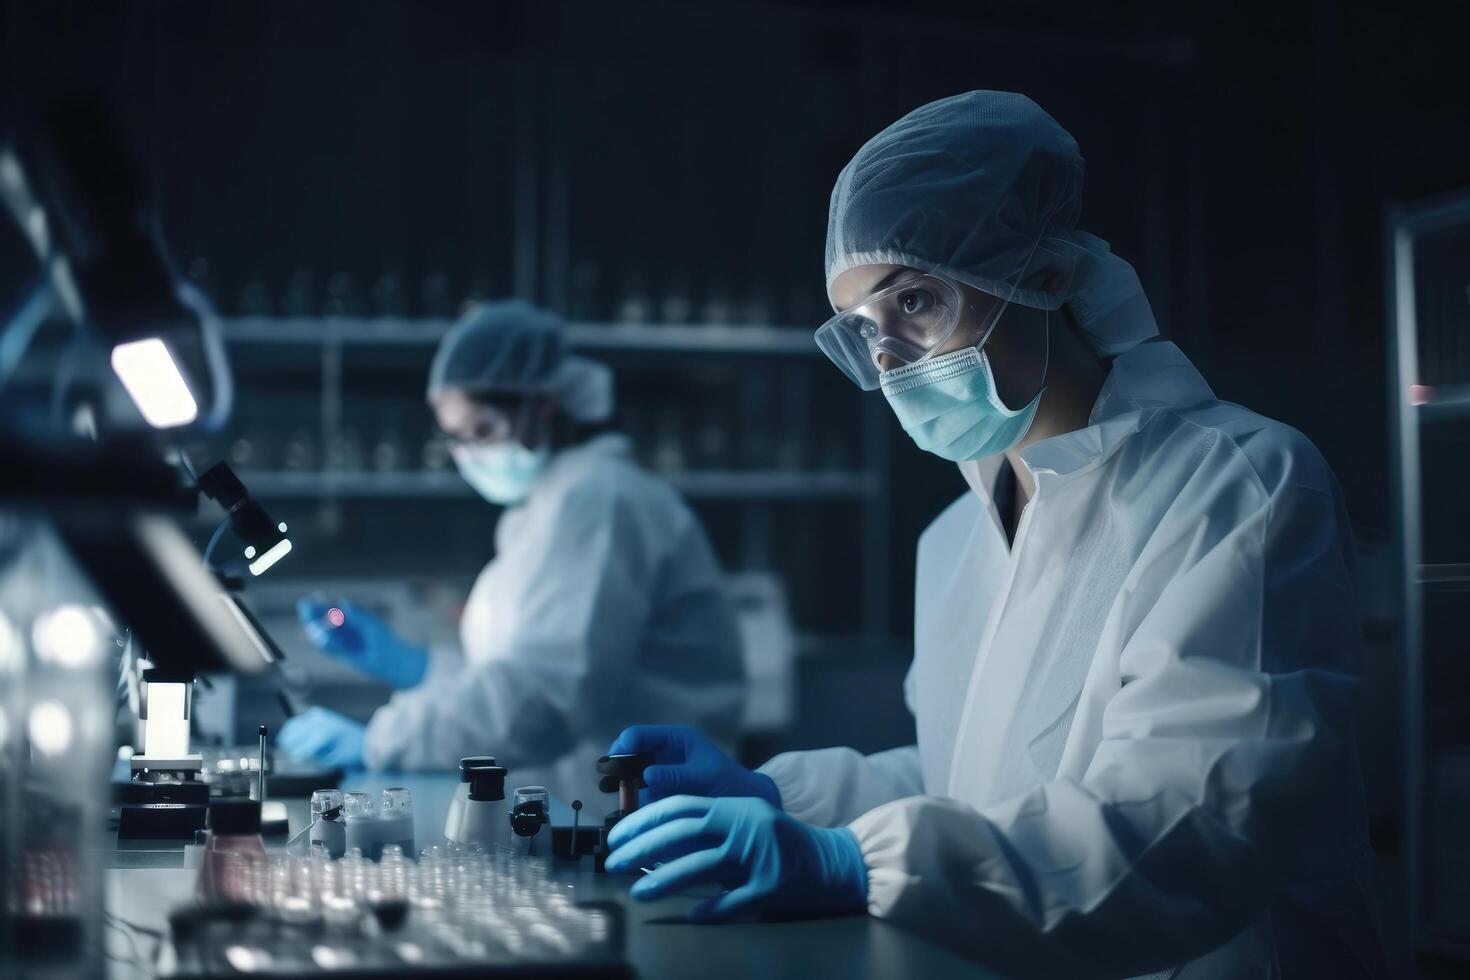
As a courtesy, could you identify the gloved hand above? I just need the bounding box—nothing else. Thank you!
[608,725,781,809]
[297,597,428,690]
[604,795,868,922]
[277,706,366,768]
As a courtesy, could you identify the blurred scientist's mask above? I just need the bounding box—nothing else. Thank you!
[451,442,549,506]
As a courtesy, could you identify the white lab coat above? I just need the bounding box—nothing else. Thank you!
[365,434,744,802]
[761,342,1390,978]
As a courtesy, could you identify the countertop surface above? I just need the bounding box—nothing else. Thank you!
[105,770,1001,978]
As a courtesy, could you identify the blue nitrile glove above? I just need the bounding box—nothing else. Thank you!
[297,597,428,690]
[609,725,781,809]
[278,707,366,768]
[605,796,867,922]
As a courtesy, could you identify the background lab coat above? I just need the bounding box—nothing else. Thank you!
[366,434,744,802]
[761,342,1390,978]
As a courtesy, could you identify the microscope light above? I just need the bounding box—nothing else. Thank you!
[110,337,198,428]
[247,538,293,577]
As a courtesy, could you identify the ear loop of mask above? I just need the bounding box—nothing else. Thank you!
[977,302,1049,414]
[1035,307,1050,407]
[956,229,1050,369]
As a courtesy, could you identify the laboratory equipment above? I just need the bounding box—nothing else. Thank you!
[280,428,316,471]
[444,758,511,849]
[0,97,232,431]
[200,737,339,801]
[283,267,316,317]
[343,792,379,860]
[255,725,267,802]
[593,753,654,873]
[606,724,782,807]
[229,435,256,468]
[565,800,584,860]
[422,432,452,470]
[118,579,286,840]
[236,272,272,315]
[379,786,416,856]
[444,755,497,841]
[659,274,695,323]
[0,528,114,975]
[0,91,285,977]
[196,460,293,576]
[595,752,655,818]
[370,268,406,316]
[196,799,268,906]
[308,789,347,858]
[323,271,363,317]
[421,269,454,317]
[119,665,209,840]
[339,787,419,861]
[700,283,735,325]
[746,285,775,325]
[617,272,653,323]
[510,785,551,858]
[372,426,405,471]
[165,843,631,976]
[326,426,366,471]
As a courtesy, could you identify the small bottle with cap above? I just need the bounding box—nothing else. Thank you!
[308,789,346,858]
[444,760,510,849]
[378,787,415,857]
[197,800,267,904]
[342,791,380,860]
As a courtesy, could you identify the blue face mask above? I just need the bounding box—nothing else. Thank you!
[451,442,549,505]
[880,344,1043,462]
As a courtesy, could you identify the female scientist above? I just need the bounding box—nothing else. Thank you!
[602,92,1390,978]
[279,301,744,800]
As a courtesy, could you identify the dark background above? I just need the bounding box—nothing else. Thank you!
[7,0,1467,570]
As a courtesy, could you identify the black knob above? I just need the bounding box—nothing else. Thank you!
[466,764,507,802]
[510,800,547,838]
[458,756,498,782]
[595,752,655,794]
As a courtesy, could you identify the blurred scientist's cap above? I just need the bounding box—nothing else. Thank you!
[427,300,613,422]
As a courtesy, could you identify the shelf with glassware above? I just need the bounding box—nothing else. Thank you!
[236,467,880,501]
[215,313,894,638]
[217,315,882,505]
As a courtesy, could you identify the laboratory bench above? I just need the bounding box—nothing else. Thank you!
[103,770,999,979]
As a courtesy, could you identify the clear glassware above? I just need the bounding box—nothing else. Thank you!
[379,786,415,856]
[309,789,346,858]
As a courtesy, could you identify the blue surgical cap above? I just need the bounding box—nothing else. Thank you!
[426,300,613,422]
[826,90,1159,357]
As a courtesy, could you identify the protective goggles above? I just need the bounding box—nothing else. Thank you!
[814,272,1009,390]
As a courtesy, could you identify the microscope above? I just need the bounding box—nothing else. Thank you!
[114,458,293,840]
[118,664,210,839]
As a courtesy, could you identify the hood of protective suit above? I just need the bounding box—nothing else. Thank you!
[427,299,614,423]
[825,90,1160,358]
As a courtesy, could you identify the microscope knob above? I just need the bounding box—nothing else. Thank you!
[594,752,655,794]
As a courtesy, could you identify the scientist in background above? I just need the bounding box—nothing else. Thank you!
[279,300,745,799]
